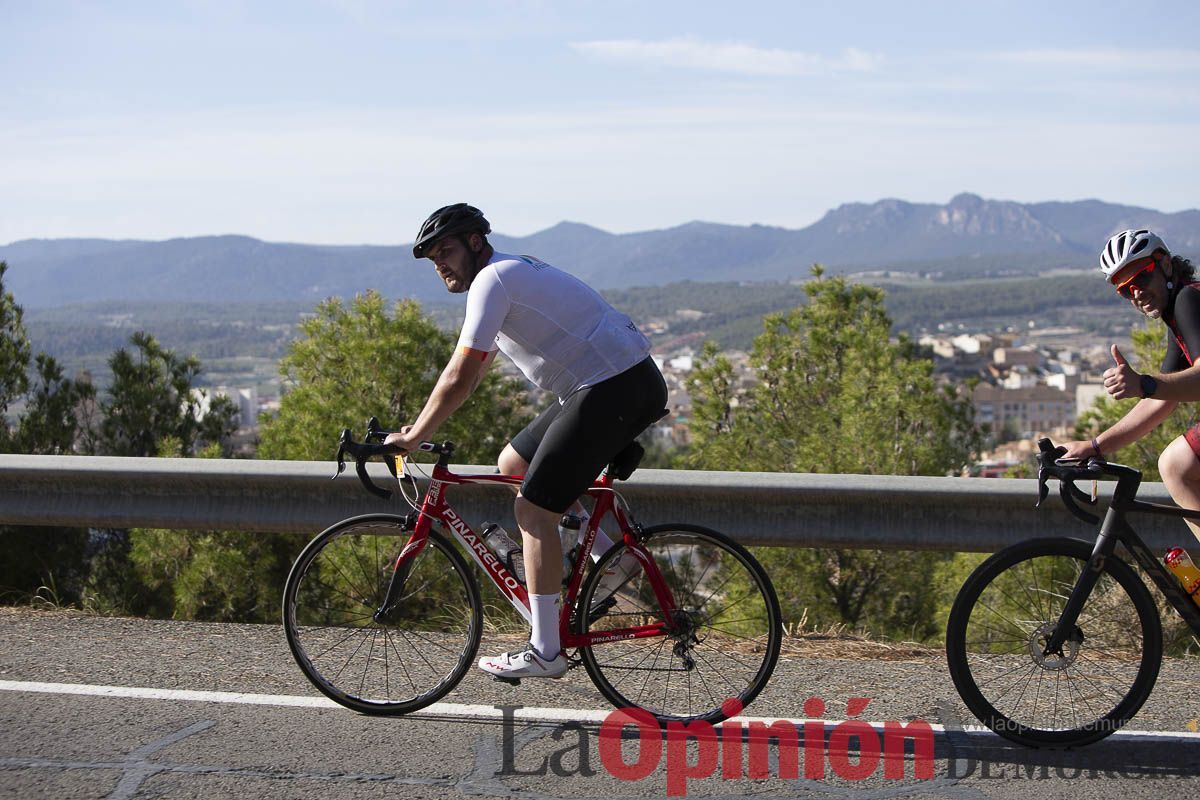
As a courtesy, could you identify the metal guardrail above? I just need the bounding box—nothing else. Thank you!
[0,454,1192,552]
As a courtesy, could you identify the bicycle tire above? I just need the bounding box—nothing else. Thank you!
[283,514,483,715]
[946,537,1162,747]
[575,523,782,724]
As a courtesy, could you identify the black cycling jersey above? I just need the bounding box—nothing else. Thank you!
[1162,283,1200,373]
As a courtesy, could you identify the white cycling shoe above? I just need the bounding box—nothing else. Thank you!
[478,644,568,680]
[593,548,642,602]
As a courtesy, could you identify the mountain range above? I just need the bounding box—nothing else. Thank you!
[3,193,1198,309]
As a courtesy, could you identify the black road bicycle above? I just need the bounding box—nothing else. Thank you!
[946,438,1200,748]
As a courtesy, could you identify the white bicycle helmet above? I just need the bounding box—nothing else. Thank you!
[1100,229,1169,283]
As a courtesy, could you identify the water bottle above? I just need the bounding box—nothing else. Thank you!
[482,522,525,584]
[558,513,582,585]
[1164,547,1200,596]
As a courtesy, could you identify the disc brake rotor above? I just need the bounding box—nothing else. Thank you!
[1028,621,1082,670]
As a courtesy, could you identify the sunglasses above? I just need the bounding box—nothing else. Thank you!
[1115,259,1157,299]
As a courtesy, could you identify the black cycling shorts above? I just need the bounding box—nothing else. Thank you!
[511,357,667,513]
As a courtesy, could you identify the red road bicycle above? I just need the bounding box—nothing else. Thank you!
[283,418,782,724]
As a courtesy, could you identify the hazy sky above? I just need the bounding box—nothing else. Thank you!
[3,0,1197,244]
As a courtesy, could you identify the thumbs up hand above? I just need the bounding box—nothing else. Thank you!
[1103,344,1141,399]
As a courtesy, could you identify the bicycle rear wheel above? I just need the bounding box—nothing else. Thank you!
[946,537,1162,747]
[575,524,782,724]
[283,514,482,715]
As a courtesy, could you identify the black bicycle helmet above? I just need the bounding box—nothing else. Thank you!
[412,203,491,258]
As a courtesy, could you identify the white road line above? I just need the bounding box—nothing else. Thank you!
[3,679,1200,743]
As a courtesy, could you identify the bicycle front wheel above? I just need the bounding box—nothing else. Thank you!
[283,514,482,715]
[946,537,1162,747]
[575,524,782,724]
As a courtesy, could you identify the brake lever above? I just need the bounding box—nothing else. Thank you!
[1034,446,1065,509]
[1035,467,1050,509]
[331,429,352,481]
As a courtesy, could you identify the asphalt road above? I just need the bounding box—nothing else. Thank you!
[3,606,1200,799]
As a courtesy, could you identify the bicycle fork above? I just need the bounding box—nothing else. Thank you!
[373,513,424,622]
[1043,509,1123,658]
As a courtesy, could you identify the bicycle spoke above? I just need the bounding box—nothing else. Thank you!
[359,628,379,698]
[309,575,377,613]
[972,593,1046,643]
[1061,668,1098,724]
[972,656,1044,690]
[330,626,374,686]
[310,622,373,664]
[987,660,1037,707]
[690,643,751,697]
[324,546,379,608]
[381,625,420,695]
[703,615,770,630]
[695,585,767,627]
[691,567,742,614]
[661,641,672,717]
[302,609,376,630]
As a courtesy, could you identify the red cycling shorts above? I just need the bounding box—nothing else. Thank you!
[1185,421,1200,459]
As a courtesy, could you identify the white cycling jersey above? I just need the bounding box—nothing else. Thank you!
[457,252,651,400]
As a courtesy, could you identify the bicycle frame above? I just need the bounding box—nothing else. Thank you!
[386,459,681,649]
[1045,467,1200,655]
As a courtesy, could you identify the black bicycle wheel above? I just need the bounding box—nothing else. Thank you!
[283,514,482,715]
[946,537,1162,747]
[575,524,782,724]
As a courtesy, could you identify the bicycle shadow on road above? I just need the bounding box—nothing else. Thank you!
[938,726,1200,778]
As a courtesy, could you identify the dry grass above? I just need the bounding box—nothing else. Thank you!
[778,613,940,662]
[779,627,939,662]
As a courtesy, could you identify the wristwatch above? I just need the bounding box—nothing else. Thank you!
[1140,374,1159,398]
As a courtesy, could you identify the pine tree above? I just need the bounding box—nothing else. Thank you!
[258,291,531,463]
[687,266,981,639]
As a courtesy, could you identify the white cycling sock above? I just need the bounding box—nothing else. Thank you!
[529,592,562,659]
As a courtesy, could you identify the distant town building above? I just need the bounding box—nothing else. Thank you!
[952,333,991,356]
[1075,383,1106,419]
[918,335,956,359]
[972,383,1076,438]
[668,353,694,372]
[993,346,1040,368]
[192,386,260,430]
[226,387,258,429]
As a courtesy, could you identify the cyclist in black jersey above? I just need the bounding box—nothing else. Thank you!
[1059,229,1200,540]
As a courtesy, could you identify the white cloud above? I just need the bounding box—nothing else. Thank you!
[571,37,882,77]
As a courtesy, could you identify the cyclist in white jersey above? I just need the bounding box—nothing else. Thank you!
[385,204,668,679]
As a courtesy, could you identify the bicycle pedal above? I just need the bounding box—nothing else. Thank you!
[491,675,521,686]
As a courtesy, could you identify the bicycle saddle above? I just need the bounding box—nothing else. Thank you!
[607,409,668,480]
